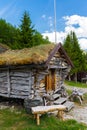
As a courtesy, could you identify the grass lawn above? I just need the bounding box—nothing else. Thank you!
[0,108,86,130]
[65,80,87,88]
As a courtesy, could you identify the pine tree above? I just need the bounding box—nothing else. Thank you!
[63,33,72,57]
[63,31,86,82]
[71,32,86,81]
[19,11,35,48]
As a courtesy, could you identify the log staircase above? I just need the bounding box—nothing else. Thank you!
[43,86,74,112]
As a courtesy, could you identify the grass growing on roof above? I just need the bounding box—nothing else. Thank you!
[0,44,55,65]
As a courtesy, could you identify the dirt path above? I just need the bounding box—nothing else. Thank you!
[65,84,87,94]
[64,104,87,125]
[64,84,87,125]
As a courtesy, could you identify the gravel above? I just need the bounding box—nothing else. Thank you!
[64,84,87,125]
[64,104,87,125]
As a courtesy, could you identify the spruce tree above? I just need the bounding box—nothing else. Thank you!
[63,34,72,57]
[19,11,35,48]
[63,31,86,82]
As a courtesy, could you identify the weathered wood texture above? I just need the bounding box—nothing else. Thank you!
[49,51,71,89]
[31,105,66,125]
[0,67,34,99]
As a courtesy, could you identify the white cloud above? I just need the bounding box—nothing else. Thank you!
[64,15,87,38]
[79,38,87,50]
[42,31,66,43]
[42,14,46,19]
[42,15,87,50]
[48,16,52,20]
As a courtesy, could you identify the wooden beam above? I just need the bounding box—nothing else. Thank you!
[7,68,10,97]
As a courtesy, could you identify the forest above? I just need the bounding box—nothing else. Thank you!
[0,11,51,49]
[63,31,87,82]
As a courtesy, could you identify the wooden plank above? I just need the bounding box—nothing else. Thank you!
[0,90,8,94]
[28,72,32,96]
[7,68,11,97]
[31,105,66,125]
[63,101,74,111]
[0,77,7,82]
[0,93,8,97]
[11,84,29,91]
[32,105,66,114]
[10,91,29,95]
[10,76,29,81]
[0,87,8,91]
[10,80,29,85]
[10,94,28,99]
[10,72,29,77]
[54,98,67,105]
[52,94,61,100]
[0,73,7,78]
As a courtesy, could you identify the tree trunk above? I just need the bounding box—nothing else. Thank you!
[68,74,71,81]
[74,73,77,82]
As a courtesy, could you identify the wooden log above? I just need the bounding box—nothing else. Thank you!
[11,84,30,91]
[0,73,7,78]
[0,93,8,97]
[36,114,40,125]
[38,72,49,75]
[10,80,29,85]
[10,94,28,99]
[10,72,30,77]
[10,76,29,81]
[0,90,8,94]
[0,87,8,91]
[0,77,8,82]
[57,110,64,120]
[11,82,34,87]
[10,91,29,95]
[7,68,11,97]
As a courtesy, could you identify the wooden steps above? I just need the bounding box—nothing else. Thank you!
[52,93,61,100]
[43,92,74,112]
[63,101,74,111]
[53,96,74,112]
[54,97,67,105]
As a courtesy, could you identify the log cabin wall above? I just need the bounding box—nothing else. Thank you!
[0,68,8,97]
[0,66,35,99]
[10,68,34,99]
[34,69,48,97]
[0,66,48,99]
[0,57,71,100]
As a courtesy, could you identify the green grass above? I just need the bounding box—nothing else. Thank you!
[65,80,87,88]
[0,108,86,130]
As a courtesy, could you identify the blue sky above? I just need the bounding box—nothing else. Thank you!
[0,0,87,49]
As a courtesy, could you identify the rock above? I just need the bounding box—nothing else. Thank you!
[24,97,43,114]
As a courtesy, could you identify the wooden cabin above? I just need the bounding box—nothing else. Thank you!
[0,43,73,101]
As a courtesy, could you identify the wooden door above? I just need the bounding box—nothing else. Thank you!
[45,69,55,92]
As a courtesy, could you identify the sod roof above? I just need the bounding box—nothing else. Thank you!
[0,43,9,53]
[0,44,55,66]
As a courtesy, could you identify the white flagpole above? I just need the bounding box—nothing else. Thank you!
[54,0,57,44]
